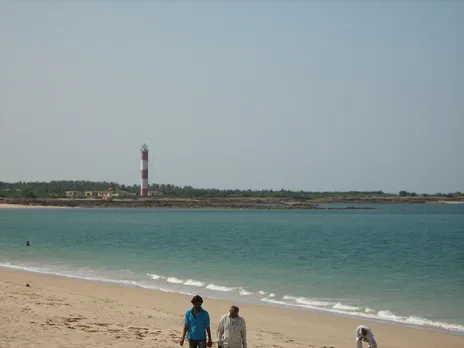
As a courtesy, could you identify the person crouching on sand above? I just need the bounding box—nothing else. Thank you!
[356,325,377,348]
[217,305,247,348]
[180,295,212,348]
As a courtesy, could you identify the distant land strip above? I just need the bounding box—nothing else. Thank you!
[0,181,463,209]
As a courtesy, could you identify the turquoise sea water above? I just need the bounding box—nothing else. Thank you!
[1,205,463,332]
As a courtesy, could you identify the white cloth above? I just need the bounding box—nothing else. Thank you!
[217,314,247,348]
[356,325,377,348]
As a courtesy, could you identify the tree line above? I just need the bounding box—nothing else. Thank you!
[0,180,462,199]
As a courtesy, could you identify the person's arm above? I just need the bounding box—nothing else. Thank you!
[206,328,212,344]
[205,313,212,347]
[217,316,225,347]
[241,318,248,348]
[356,327,362,341]
[180,313,188,346]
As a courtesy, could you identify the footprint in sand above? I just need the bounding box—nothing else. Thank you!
[92,322,110,327]
[108,329,122,333]
[65,317,85,323]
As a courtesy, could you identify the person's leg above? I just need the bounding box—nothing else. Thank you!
[189,340,199,348]
[188,340,206,348]
[357,339,363,348]
[368,343,377,348]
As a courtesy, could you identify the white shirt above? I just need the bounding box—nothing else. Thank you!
[356,325,376,345]
[217,314,247,348]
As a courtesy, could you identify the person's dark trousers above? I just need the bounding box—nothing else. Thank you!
[189,340,206,348]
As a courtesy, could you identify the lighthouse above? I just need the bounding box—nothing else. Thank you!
[140,144,149,196]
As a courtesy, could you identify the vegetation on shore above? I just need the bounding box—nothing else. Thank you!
[0,180,462,200]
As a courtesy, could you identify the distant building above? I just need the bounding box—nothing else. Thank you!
[65,191,82,197]
[84,191,112,197]
[148,191,163,197]
[84,191,99,197]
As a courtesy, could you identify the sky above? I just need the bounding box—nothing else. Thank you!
[0,2,463,193]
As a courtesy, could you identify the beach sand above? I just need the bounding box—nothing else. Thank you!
[0,204,69,209]
[1,270,463,348]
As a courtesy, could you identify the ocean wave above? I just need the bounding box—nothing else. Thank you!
[158,287,193,296]
[262,293,464,333]
[365,307,376,313]
[2,261,464,333]
[377,310,399,319]
[147,273,163,280]
[184,279,205,287]
[0,262,140,288]
[166,277,184,284]
[206,284,235,292]
[261,297,289,306]
[239,288,253,296]
[283,296,335,307]
[332,302,360,311]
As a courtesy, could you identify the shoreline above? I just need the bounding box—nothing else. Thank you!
[1,198,376,210]
[1,196,463,209]
[1,269,463,348]
[1,264,463,335]
[0,204,71,209]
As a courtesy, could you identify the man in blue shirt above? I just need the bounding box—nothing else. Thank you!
[180,295,212,348]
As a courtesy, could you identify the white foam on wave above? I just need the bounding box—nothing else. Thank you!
[404,316,464,332]
[283,296,335,307]
[332,302,360,311]
[239,288,253,296]
[261,297,289,306]
[184,279,205,287]
[147,273,163,280]
[377,310,399,319]
[262,293,464,333]
[0,262,140,287]
[268,293,276,297]
[206,284,234,292]
[258,291,267,295]
[166,277,184,284]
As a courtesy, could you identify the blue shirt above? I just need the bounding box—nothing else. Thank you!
[184,307,210,340]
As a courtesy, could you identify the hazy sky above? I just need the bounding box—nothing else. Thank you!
[1,2,463,193]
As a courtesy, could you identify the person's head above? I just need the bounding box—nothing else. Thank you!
[360,328,368,337]
[191,295,203,310]
[229,305,239,318]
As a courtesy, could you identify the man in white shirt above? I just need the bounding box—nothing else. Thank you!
[217,305,247,348]
[356,325,377,348]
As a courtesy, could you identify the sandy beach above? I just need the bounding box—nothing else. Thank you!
[0,204,70,209]
[1,270,463,348]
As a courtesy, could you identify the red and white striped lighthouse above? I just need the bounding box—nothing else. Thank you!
[140,144,149,196]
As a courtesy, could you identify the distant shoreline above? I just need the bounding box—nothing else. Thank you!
[0,196,462,209]
[0,197,375,210]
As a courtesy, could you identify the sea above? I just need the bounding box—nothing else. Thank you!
[1,204,463,333]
